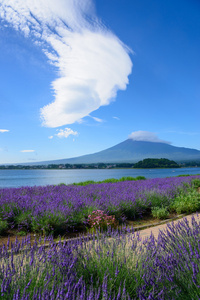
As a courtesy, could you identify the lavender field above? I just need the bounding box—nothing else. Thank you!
[0,176,200,299]
[1,216,200,299]
[0,175,200,236]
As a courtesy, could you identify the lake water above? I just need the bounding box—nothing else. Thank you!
[0,167,200,188]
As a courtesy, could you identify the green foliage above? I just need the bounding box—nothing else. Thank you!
[14,211,32,230]
[69,206,97,226]
[31,213,67,235]
[115,163,135,168]
[0,219,8,235]
[191,178,200,189]
[170,189,200,214]
[151,206,169,219]
[119,176,136,181]
[146,190,171,208]
[72,176,146,186]
[73,180,95,186]
[118,201,138,220]
[135,176,146,180]
[101,178,119,183]
[0,204,20,223]
[117,197,149,220]
[134,158,180,168]
[17,230,27,236]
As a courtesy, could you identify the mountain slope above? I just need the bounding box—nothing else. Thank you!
[31,139,200,165]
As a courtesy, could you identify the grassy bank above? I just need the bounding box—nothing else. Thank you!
[71,176,146,186]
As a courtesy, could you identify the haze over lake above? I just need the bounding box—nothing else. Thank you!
[0,168,200,188]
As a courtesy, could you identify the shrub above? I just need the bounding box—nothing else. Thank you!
[170,189,200,214]
[31,213,68,235]
[119,198,148,220]
[14,211,32,231]
[73,180,95,186]
[0,219,8,235]
[146,190,170,208]
[119,176,136,181]
[69,206,97,226]
[87,210,118,230]
[136,176,146,180]
[151,206,169,219]
[101,178,118,183]
[191,178,200,189]
[17,230,27,236]
[119,201,138,220]
[73,176,146,186]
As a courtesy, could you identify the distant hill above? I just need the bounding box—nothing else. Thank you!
[28,139,200,165]
[133,158,180,168]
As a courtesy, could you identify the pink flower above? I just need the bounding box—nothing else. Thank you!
[87,210,117,230]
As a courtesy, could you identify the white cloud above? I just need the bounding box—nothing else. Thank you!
[90,116,104,123]
[113,116,120,120]
[128,131,171,144]
[0,0,132,128]
[55,128,78,138]
[48,135,54,139]
[20,150,35,153]
[0,129,9,133]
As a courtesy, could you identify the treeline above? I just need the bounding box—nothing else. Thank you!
[133,158,180,168]
[1,159,200,170]
[0,163,135,170]
[180,161,200,167]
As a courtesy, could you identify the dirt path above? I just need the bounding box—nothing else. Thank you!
[138,212,200,240]
[0,213,199,249]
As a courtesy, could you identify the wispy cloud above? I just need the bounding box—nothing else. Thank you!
[55,128,78,138]
[20,150,35,153]
[0,0,132,128]
[0,129,9,133]
[113,116,120,120]
[90,116,104,123]
[129,131,171,144]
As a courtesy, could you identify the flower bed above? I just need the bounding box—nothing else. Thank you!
[1,215,200,299]
[0,175,199,235]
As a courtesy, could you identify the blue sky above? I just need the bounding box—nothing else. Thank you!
[0,0,199,164]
